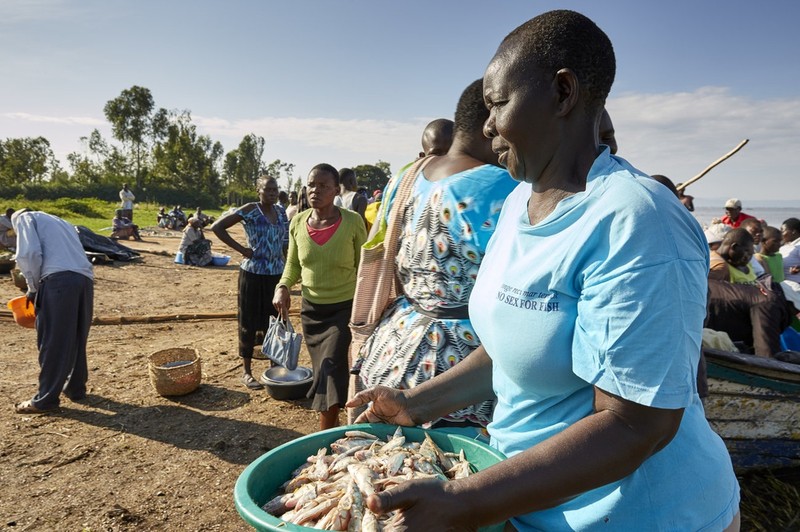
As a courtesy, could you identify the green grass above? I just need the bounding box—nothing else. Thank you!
[2,199,225,236]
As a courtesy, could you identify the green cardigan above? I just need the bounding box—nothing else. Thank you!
[278,208,367,304]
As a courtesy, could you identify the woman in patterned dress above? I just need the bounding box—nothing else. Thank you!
[354,79,517,433]
[212,176,288,389]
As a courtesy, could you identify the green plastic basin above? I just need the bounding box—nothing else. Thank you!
[234,423,507,531]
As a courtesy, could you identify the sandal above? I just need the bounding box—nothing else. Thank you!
[241,374,264,390]
[14,400,56,414]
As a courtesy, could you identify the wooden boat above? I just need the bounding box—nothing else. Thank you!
[703,347,800,470]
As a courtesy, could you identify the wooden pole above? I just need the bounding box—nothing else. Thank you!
[676,139,749,192]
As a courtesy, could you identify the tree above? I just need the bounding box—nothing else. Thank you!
[103,86,167,189]
[222,134,266,201]
[67,129,122,185]
[353,163,390,192]
[264,159,296,191]
[151,111,223,201]
[0,136,59,185]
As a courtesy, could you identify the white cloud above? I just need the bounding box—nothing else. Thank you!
[2,112,105,127]
[607,87,800,200]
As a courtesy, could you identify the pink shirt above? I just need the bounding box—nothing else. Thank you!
[307,217,342,245]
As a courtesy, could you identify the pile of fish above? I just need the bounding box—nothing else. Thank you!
[262,426,475,530]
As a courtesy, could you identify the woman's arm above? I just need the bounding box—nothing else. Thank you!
[210,206,251,258]
[273,218,302,317]
[368,387,683,529]
[348,345,495,426]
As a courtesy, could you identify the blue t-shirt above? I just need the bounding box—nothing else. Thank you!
[469,150,739,531]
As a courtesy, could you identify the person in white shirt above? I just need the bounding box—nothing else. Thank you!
[780,217,800,283]
[119,183,136,221]
[333,168,367,226]
[11,209,94,414]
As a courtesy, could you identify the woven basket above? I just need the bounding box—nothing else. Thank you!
[148,347,202,396]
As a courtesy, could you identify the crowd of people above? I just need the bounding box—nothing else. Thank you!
[11,9,800,530]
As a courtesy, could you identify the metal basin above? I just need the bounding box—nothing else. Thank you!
[260,366,313,401]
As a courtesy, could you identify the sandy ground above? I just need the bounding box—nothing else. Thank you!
[0,226,320,531]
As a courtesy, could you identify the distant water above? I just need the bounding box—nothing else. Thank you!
[691,200,799,229]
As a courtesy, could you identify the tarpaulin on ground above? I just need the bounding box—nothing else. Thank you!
[75,225,140,262]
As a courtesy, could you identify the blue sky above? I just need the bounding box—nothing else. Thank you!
[1,0,799,204]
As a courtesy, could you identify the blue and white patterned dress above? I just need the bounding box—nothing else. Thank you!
[238,203,288,276]
[359,164,516,427]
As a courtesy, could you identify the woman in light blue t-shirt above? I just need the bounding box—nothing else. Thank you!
[348,10,740,532]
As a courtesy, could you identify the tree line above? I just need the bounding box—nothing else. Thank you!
[0,86,392,207]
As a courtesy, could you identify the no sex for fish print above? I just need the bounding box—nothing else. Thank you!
[496,283,560,312]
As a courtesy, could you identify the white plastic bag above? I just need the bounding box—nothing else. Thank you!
[262,315,302,370]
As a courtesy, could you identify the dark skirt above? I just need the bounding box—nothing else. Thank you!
[238,269,281,358]
[301,298,353,412]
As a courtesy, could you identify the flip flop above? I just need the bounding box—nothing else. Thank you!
[241,374,264,390]
[14,400,56,414]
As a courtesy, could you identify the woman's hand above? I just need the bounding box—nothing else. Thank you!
[272,285,290,318]
[367,478,476,531]
[791,265,800,274]
[346,386,416,426]
[241,247,254,259]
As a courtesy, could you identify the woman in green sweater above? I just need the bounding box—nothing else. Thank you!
[273,163,367,429]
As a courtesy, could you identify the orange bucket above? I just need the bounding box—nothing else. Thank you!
[7,296,35,328]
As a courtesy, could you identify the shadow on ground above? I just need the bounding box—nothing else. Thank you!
[55,387,304,465]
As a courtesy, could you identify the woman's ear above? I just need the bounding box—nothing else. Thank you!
[554,68,580,117]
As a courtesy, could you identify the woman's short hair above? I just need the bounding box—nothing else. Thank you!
[454,78,489,135]
[310,163,340,186]
[500,10,615,118]
[257,175,278,190]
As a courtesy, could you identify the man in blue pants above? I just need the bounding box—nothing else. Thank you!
[11,208,94,414]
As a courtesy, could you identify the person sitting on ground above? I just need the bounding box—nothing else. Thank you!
[170,205,187,230]
[333,167,368,227]
[780,217,800,283]
[157,207,170,228]
[706,229,793,357]
[757,226,785,282]
[178,217,212,266]
[194,207,214,227]
[418,118,454,158]
[111,209,142,241]
[721,198,755,228]
[0,208,15,250]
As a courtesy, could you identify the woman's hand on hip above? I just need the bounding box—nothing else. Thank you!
[241,247,254,259]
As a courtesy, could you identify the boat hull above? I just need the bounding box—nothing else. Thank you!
[704,348,800,470]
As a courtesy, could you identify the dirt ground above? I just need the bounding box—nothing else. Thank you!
[0,225,321,531]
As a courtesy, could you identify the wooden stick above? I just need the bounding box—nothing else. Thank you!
[676,139,749,192]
